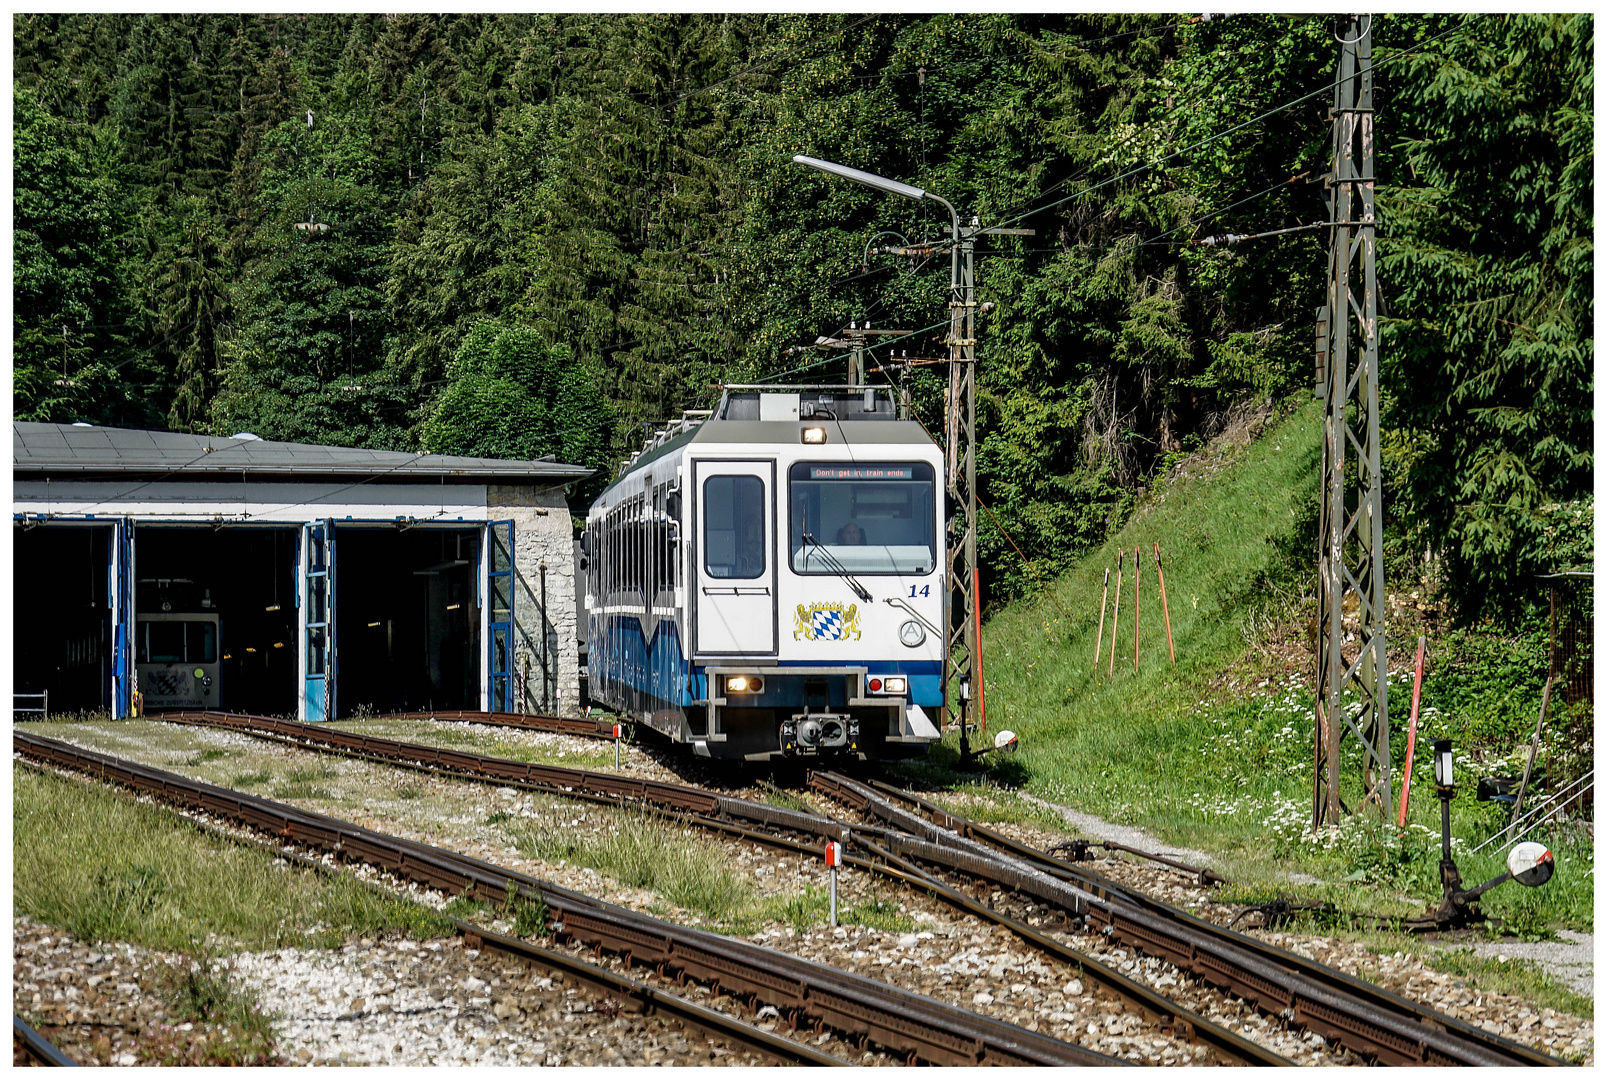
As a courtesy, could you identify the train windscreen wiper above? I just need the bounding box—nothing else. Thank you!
[802,533,872,602]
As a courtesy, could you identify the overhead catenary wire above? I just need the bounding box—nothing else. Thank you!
[986,17,1481,233]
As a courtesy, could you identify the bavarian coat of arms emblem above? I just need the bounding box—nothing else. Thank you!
[793,602,862,641]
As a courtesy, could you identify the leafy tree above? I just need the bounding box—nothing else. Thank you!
[1380,14,1593,616]
[421,322,611,495]
[12,84,155,425]
[384,101,566,385]
[10,14,1591,618]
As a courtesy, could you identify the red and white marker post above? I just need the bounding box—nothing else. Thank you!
[824,840,843,926]
[612,722,623,769]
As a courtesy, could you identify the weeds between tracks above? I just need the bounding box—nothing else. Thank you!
[13,766,454,951]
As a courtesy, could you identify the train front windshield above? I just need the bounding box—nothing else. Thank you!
[789,462,936,575]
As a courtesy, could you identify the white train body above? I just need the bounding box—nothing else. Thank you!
[583,388,946,761]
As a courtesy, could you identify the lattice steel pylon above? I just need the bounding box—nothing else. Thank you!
[1313,13,1390,831]
[944,224,980,757]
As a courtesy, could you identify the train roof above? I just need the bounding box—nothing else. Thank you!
[594,416,936,503]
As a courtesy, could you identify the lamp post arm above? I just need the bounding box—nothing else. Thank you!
[924,192,962,289]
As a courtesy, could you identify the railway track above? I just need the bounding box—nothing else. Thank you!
[74,711,1563,1066]
[13,1016,76,1067]
[812,772,1564,1069]
[152,708,621,742]
[14,731,1117,1068]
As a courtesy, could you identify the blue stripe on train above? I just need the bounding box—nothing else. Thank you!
[599,615,691,713]
[597,614,944,711]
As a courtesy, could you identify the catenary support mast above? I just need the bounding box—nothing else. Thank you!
[944,221,979,757]
[1313,13,1390,830]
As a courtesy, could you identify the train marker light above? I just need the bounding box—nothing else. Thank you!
[868,678,882,692]
[801,426,828,444]
[824,840,844,925]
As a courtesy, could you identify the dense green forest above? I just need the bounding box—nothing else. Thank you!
[13,13,1592,620]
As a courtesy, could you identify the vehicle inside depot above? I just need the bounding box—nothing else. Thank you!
[132,527,297,715]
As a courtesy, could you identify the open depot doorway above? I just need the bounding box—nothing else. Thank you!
[134,526,299,716]
[14,524,113,714]
[335,527,481,715]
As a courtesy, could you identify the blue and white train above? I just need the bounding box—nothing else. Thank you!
[581,386,946,761]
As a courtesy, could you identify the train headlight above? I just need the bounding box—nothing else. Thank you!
[801,426,828,444]
[725,675,763,694]
[868,676,907,695]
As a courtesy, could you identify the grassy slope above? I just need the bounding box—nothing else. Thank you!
[967,396,1592,937]
[981,396,1321,851]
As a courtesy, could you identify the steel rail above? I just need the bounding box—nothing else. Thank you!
[132,710,1290,1064]
[13,732,1118,1068]
[14,757,842,1068]
[13,1015,77,1067]
[848,838,1290,1065]
[151,707,618,741]
[153,710,726,812]
[840,775,1565,1068]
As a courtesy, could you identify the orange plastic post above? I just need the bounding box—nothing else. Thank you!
[1396,636,1427,827]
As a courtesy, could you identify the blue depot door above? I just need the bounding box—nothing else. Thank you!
[111,518,136,717]
[301,520,336,720]
[486,520,514,712]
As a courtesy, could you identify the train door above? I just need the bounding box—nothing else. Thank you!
[300,519,336,720]
[692,460,777,657]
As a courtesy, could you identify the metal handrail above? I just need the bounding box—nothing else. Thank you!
[1470,769,1595,854]
[14,691,48,716]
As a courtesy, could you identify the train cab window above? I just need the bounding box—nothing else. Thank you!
[789,462,936,575]
[703,475,765,579]
[141,622,184,663]
[187,621,217,663]
[139,620,216,663]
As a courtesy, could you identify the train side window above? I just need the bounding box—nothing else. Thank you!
[703,474,765,579]
[187,621,217,663]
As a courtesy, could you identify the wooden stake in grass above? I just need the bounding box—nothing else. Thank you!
[1094,567,1110,672]
[1108,551,1123,677]
[1153,541,1176,667]
[1133,544,1142,671]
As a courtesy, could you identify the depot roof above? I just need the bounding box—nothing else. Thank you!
[13,422,592,485]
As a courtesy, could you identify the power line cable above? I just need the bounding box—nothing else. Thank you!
[987,17,1480,232]
[1137,170,1317,248]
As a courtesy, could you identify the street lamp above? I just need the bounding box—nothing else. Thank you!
[791,154,979,763]
[790,155,959,237]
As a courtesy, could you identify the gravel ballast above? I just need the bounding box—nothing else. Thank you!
[18,718,1594,1066]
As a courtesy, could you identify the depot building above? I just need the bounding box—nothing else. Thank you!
[13,422,590,721]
